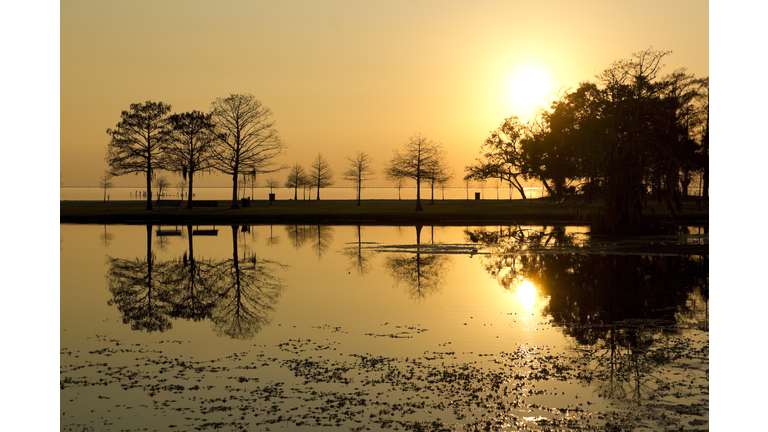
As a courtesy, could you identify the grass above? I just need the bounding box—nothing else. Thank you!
[61,196,709,226]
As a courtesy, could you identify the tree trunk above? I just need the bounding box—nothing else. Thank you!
[187,171,194,209]
[415,173,423,211]
[145,168,153,210]
[231,171,240,209]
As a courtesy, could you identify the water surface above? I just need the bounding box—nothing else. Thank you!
[61,223,708,431]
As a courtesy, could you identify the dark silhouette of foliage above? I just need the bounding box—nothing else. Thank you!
[164,111,216,209]
[105,101,172,210]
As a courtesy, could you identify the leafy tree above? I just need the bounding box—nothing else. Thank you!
[209,93,286,209]
[341,151,375,206]
[464,117,530,199]
[309,153,334,200]
[384,133,444,211]
[99,171,113,202]
[164,111,216,208]
[285,163,308,200]
[106,101,172,210]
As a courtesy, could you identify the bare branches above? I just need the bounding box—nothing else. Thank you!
[309,153,334,200]
[210,94,287,208]
[342,151,375,206]
[384,133,445,211]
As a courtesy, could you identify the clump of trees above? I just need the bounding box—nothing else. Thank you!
[105,94,286,210]
[466,49,709,234]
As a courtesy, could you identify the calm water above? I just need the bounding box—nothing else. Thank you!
[60,224,708,431]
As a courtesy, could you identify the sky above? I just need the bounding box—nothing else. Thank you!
[59,0,710,189]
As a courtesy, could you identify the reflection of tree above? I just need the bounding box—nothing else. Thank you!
[465,226,576,290]
[100,225,114,248]
[161,226,220,321]
[106,225,173,332]
[342,226,373,276]
[208,226,287,340]
[466,226,708,404]
[383,226,452,301]
[309,225,334,260]
[285,225,310,250]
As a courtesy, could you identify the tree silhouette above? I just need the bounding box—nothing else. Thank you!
[464,116,529,200]
[99,171,113,202]
[309,153,334,200]
[208,226,287,339]
[210,93,286,209]
[384,133,444,211]
[285,163,308,201]
[164,111,216,209]
[105,101,172,210]
[341,151,375,206]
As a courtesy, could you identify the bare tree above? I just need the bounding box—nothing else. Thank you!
[99,171,114,202]
[153,176,169,199]
[285,163,308,200]
[423,146,452,204]
[209,93,287,209]
[384,133,443,211]
[105,101,172,210]
[341,151,375,206]
[164,111,215,208]
[309,153,334,200]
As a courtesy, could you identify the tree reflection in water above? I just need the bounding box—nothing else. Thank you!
[342,225,374,276]
[466,225,708,405]
[208,226,287,340]
[106,225,174,332]
[383,225,452,301]
[106,224,287,340]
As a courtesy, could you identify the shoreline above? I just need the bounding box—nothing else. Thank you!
[61,198,709,227]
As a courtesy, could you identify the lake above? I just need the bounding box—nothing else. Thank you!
[60,223,708,431]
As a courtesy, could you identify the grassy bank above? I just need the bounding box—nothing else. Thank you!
[61,197,709,226]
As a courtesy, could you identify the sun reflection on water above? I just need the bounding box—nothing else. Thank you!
[516,278,537,310]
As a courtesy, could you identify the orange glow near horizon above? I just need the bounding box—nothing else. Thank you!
[58,1,709,189]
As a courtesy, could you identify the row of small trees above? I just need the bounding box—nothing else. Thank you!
[106,92,455,211]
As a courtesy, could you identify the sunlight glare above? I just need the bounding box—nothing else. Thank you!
[516,279,538,309]
[505,64,553,117]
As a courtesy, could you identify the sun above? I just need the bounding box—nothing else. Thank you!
[505,64,553,117]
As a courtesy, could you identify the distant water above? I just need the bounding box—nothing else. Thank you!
[60,186,547,201]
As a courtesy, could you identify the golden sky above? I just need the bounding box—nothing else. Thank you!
[60,0,709,188]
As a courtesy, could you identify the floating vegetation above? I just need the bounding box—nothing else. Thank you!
[61,323,707,431]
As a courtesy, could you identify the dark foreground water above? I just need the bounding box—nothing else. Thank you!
[60,224,708,431]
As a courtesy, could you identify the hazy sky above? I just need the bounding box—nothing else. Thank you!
[60,0,709,188]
